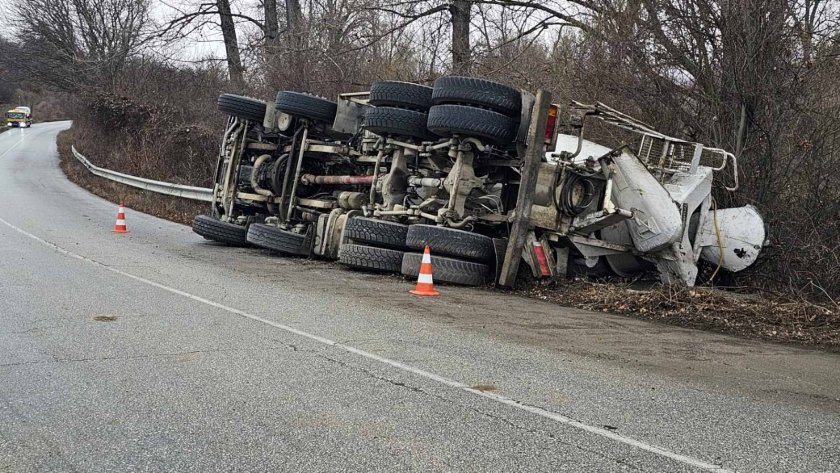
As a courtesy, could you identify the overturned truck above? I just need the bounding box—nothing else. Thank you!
[193,77,765,287]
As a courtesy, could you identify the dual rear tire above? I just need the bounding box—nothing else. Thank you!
[339,217,408,272]
[363,81,434,142]
[338,218,495,286]
[400,224,494,286]
[364,77,521,145]
[427,76,521,145]
[194,214,496,286]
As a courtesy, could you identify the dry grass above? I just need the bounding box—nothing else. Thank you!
[514,279,840,350]
[71,91,220,187]
[57,128,206,225]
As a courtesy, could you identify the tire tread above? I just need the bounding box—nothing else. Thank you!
[364,107,436,141]
[369,81,433,111]
[431,76,521,116]
[217,94,267,123]
[274,91,337,124]
[339,244,404,272]
[246,223,309,255]
[427,104,515,144]
[193,214,249,246]
[405,224,496,262]
[401,252,490,286]
[344,218,409,249]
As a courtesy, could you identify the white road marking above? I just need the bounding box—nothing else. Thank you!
[0,133,24,159]
[0,215,732,472]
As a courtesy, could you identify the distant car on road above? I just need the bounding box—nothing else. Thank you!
[5,106,32,128]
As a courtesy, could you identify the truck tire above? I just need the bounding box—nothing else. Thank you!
[275,91,337,124]
[568,256,615,278]
[431,76,521,117]
[363,107,436,141]
[369,81,433,111]
[401,252,490,286]
[246,223,309,256]
[427,105,516,144]
[344,217,409,249]
[405,224,495,262]
[193,214,249,246]
[339,244,404,272]
[217,94,267,123]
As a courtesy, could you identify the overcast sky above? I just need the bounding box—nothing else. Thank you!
[152,0,262,65]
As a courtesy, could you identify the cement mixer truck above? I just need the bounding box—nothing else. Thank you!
[194,77,765,287]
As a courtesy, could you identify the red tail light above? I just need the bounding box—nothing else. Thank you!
[545,105,559,143]
[532,241,552,277]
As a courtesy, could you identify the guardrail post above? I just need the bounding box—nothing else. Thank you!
[498,89,552,287]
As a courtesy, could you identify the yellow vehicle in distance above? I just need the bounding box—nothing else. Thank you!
[5,106,32,128]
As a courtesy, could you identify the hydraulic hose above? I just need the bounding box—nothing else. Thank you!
[250,154,274,197]
[555,171,596,217]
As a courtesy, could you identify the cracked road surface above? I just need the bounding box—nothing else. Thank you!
[1,123,839,472]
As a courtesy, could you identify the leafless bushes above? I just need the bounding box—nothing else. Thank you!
[72,98,218,187]
[58,129,207,224]
[8,0,154,91]
[69,60,227,187]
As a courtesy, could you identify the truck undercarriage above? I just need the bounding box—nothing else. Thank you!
[193,77,766,287]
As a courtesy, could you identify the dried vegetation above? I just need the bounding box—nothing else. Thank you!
[518,280,839,350]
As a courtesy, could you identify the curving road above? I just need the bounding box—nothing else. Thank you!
[1,122,838,472]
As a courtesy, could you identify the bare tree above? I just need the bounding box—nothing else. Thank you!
[450,0,471,74]
[158,0,270,88]
[357,0,595,75]
[216,0,245,86]
[7,0,152,91]
[263,0,280,47]
[283,0,306,88]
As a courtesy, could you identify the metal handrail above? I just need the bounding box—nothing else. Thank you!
[704,147,739,191]
[71,145,214,202]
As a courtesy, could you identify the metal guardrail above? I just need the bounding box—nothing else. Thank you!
[71,145,214,202]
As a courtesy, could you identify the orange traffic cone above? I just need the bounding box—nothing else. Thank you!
[112,203,128,233]
[410,245,440,296]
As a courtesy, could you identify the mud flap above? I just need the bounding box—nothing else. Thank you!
[518,232,556,279]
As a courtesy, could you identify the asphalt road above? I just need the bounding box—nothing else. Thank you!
[1,122,838,472]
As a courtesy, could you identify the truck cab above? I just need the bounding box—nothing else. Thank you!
[5,106,32,128]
